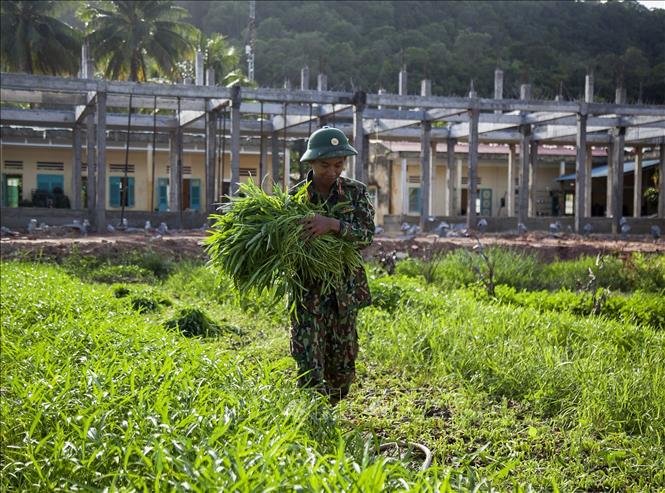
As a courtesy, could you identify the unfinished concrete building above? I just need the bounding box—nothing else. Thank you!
[2,56,664,235]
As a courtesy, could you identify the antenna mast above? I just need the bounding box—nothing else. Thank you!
[246,0,256,82]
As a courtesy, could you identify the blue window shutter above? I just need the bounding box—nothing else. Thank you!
[190,179,201,210]
[109,177,120,207]
[128,178,135,207]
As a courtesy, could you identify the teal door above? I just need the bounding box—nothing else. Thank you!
[190,179,201,211]
[2,175,22,207]
[479,188,492,216]
[157,178,169,211]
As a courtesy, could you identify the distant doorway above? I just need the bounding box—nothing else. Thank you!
[182,178,201,211]
[157,178,169,211]
[2,174,22,207]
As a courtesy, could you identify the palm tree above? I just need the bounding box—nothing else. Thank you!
[0,1,81,75]
[188,32,255,87]
[80,1,198,82]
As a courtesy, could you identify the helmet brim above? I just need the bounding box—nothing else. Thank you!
[300,145,358,163]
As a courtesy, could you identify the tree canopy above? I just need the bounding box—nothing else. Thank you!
[177,0,665,103]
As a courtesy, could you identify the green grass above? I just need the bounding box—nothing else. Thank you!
[2,250,664,491]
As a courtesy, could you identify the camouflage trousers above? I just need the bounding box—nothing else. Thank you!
[290,297,358,403]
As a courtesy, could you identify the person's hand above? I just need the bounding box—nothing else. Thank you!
[301,214,340,239]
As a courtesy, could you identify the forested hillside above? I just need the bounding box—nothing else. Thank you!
[179,0,665,103]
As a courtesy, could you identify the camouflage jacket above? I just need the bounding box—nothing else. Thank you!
[291,170,375,313]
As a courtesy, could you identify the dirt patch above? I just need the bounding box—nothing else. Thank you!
[1,231,663,264]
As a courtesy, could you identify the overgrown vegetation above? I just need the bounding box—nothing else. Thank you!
[2,247,664,490]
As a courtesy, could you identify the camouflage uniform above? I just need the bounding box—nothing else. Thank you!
[290,170,375,402]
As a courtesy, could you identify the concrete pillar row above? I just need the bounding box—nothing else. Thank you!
[507,144,517,217]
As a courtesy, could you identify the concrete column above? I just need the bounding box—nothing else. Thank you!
[520,84,532,101]
[528,140,538,217]
[271,132,280,188]
[611,88,627,234]
[584,146,593,217]
[419,121,431,229]
[146,143,154,212]
[195,51,204,85]
[83,41,95,212]
[421,79,431,97]
[446,139,456,216]
[430,140,437,217]
[95,92,107,230]
[659,143,665,218]
[494,69,503,114]
[377,87,386,110]
[284,147,290,190]
[317,73,327,92]
[467,108,479,228]
[606,142,614,217]
[206,68,215,86]
[456,158,463,214]
[610,130,626,233]
[399,66,407,96]
[301,66,310,90]
[507,144,517,216]
[71,124,82,209]
[559,160,566,177]
[205,109,217,215]
[399,65,407,111]
[585,74,594,104]
[574,112,588,233]
[260,132,269,188]
[633,147,643,217]
[352,91,367,183]
[518,125,531,225]
[169,130,182,213]
[230,86,241,196]
[86,117,96,211]
[401,157,408,217]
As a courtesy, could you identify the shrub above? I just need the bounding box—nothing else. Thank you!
[128,251,175,279]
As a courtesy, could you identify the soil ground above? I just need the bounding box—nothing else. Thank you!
[2,230,663,263]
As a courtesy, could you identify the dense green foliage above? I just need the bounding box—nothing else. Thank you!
[2,248,664,490]
[179,0,665,103]
[80,0,198,82]
[205,180,362,307]
[0,0,81,75]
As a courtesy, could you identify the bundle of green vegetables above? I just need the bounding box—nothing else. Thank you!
[204,179,362,306]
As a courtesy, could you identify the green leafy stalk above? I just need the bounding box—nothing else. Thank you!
[204,179,362,309]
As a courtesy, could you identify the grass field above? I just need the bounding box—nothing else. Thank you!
[2,248,664,491]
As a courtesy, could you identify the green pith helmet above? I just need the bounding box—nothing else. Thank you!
[300,126,358,163]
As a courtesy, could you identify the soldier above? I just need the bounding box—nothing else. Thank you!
[290,126,375,405]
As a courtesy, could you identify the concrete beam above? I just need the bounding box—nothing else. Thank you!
[3,72,665,115]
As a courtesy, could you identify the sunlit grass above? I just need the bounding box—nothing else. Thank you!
[2,253,664,491]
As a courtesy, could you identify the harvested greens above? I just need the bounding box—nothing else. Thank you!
[204,179,362,306]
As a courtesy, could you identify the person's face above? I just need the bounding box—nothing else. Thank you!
[311,156,345,186]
